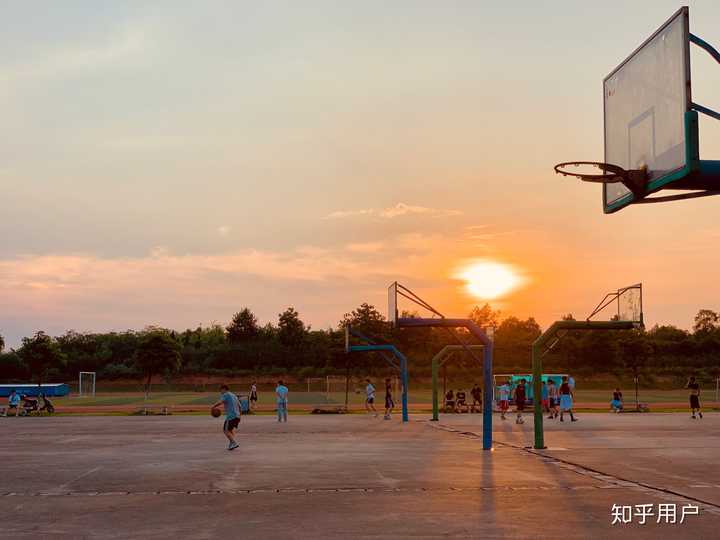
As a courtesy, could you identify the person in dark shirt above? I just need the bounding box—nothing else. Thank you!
[513,379,527,425]
[444,389,455,413]
[686,376,702,419]
[559,376,577,422]
[470,383,482,413]
[456,389,467,412]
[383,378,395,420]
[610,388,623,412]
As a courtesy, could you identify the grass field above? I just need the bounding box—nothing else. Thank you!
[40,388,720,414]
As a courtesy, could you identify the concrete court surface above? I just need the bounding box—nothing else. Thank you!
[1,414,719,539]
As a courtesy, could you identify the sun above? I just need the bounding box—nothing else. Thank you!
[455,260,525,300]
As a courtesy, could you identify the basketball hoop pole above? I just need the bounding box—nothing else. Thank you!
[398,317,494,450]
[532,320,636,449]
[430,345,484,422]
[346,327,409,422]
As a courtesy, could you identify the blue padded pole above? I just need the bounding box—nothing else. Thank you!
[398,318,493,450]
[348,344,408,422]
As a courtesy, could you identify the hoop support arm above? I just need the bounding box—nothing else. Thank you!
[532,320,637,449]
[690,33,720,64]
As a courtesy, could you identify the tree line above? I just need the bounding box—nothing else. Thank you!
[1,304,719,388]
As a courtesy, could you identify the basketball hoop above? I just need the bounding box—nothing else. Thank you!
[554,161,648,197]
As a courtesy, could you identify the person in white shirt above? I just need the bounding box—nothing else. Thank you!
[547,379,559,419]
[365,379,377,417]
[498,380,511,421]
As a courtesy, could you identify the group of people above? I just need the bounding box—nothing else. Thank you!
[443,384,483,413]
[2,389,55,417]
[364,378,395,420]
[497,376,577,424]
[211,381,289,451]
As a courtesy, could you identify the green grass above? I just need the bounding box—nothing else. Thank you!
[50,387,718,412]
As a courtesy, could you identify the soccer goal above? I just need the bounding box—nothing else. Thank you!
[78,371,96,397]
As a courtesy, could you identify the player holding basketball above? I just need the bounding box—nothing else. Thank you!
[686,376,703,419]
[211,384,240,451]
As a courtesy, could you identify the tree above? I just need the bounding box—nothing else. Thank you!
[134,329,182,398]
[16,331,66,386]
[693,309,719,335]
[339,303,387,336]
[278,307,307,348]
[0,333,4,354]
[468,304,500,329]
[226,308,260,342]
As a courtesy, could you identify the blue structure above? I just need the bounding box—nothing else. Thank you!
[398,318,494,450]
[0,383,70,397]
[346,328,409,422]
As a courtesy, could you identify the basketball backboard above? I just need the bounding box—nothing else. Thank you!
[587,283,644,328]
[592,6,720,213]
[604,8,690,212]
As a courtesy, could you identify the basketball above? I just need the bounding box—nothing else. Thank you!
[211,407,221,418]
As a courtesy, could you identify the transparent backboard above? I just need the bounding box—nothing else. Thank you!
[617,285,643,325]
[588,283,643,327]
[388,281,398,326]
[603,7,690,212]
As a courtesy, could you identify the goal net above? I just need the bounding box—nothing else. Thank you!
[79,371,96,397]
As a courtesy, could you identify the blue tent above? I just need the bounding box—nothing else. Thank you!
[0,384,70,397]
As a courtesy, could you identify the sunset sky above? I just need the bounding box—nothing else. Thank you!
[2,1,720,347]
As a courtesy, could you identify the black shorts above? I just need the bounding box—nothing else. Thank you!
[549,398,557,408]
[223,418,240,431]
[385,396,394,409]
[690,395,700,409]
[366,397,374,404]
[250,396,257,402]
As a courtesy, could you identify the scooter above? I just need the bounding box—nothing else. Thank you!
[39,394,55,414]
[20,395,38,415]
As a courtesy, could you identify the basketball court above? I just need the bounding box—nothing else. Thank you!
[2,414,719,539]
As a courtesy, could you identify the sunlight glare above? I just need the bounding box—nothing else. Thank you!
[456,260,525,300]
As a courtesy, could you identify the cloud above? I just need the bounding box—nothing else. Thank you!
[0,24,151,89]
[323,209,375,220]
[217,225,231,237]
[323,202,462,220]
[345,242,385,253]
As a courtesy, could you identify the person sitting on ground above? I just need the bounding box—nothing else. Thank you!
[444,389,455,413]
[7,389,20,417]
[610,388,623,413]
[455,389,467,413]
[470,383,482,413]
[686,376,702,419]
